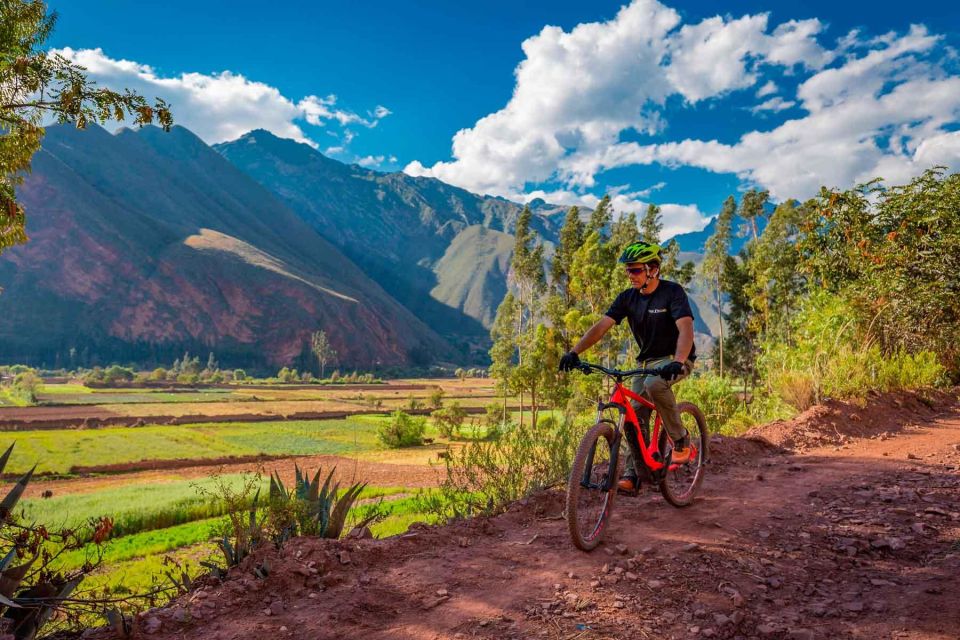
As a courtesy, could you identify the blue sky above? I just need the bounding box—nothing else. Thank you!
[47,0,960,237]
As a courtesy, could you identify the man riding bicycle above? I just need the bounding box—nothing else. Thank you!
[558,240,696,493]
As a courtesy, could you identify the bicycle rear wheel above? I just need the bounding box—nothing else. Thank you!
[660,402,708,507]
[566,420,620,551]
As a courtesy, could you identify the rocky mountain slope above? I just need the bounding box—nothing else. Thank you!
[215,130,563,340]
[0,125,453,370]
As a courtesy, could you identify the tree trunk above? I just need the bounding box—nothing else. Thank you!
[715,272,724,378]
[516,287,524,367]
[530,384,538,430]
[518,391,524,428]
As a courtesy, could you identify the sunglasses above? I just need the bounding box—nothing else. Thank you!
[624,267,648,275]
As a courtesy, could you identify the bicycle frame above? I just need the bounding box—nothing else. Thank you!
[582,373,698,492]
[608,381,668,472]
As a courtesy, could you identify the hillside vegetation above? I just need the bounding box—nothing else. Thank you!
[484,170,957,438]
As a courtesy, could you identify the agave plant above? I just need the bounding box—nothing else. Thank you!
[269,465,368,541]
[0,443,84,640]
[201,489,264,576]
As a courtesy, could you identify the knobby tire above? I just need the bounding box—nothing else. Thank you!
[659,401,709,507]
[566,420,620,551]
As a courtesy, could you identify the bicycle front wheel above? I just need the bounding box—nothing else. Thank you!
[660,401,709,507]
[566,420,620,551]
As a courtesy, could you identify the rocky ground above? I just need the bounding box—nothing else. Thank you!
[84,392,960,640]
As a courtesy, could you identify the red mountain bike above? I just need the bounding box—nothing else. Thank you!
[566,361,709,551]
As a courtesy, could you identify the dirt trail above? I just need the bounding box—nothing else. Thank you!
[91,396,960,640]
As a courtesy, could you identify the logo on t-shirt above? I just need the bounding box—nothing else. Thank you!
[648,308,667,314]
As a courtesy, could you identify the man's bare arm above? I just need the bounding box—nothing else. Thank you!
[570,316,616,355]
[674,316,694,362]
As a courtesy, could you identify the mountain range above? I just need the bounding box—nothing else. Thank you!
[214,130,564,339]
[0,125,454,370]
[0,124,718,371]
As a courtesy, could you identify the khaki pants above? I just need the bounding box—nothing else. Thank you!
[622,356,693,478]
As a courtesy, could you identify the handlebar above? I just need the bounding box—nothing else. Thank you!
[575,361,663,380]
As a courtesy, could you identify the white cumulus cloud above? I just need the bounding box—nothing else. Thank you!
[633,26,960,199]
[51,47,391,149]
[664,15,829,102]
[405,0,682,196]
[750,96,796,113]
[756,80,778,97]
[357,155,386,167]
[407,0,959,236]
[405,0,836,233]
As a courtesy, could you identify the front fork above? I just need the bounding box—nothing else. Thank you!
[580,400,627,492]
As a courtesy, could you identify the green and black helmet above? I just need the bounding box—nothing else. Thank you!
[618,241,662,264]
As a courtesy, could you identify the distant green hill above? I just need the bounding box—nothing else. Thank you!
[430,225,514,328]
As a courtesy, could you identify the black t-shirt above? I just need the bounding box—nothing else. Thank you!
[604,280,697,362]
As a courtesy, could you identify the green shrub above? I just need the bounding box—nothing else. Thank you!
[674,373,792,435]
[484,402,504,427]
[81,366,105,384]
[233,369,247,381]
[419,416,578,520]
[11,370,41,404]
[150,367,167,381]
[377,411,427,448]
[429,387,445,409]
[176,372,199,385]
[675,374,743,427]
[875,349,946,391]
[277,367,299,383]
[406,395,424,411]
[432,402,467,438]
[760,292,946,408]
[194,471,264,571]
[483,402,509,439]
[103,365,135,384]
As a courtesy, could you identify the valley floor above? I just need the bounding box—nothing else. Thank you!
[90,397,960,639]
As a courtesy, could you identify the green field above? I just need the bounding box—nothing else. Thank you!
[0,389,30,407]
[36,387,241,405]
[0,376,501,612]
[56,492,436,596]
[0,417,399,474]
[21,473,408,538]
[50,487,417,570]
